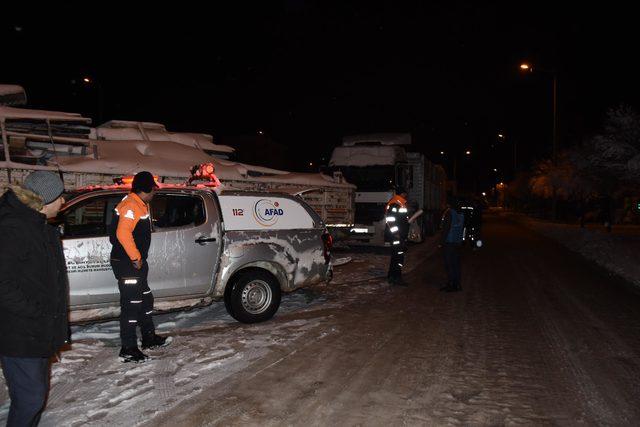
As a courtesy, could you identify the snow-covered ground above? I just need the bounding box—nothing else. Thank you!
[3,222,638,425]
[0,239,436,426]
[514,214,640,288]
[0,286,330,426]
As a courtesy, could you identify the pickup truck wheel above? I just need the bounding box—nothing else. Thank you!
[225,269,281,323]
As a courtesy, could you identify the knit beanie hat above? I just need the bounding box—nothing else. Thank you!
[23,171,65,204]
[132,171,159,193]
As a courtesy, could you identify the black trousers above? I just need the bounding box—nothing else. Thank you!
[111,259,155,348]
[0,356,49,427]
[387,241,406,282]
[443,243,462,289]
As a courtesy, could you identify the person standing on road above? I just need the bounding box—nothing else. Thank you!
[385,187,410,286]
[0,171,69,426]
[440,196,465,292]
[109,171,169,363]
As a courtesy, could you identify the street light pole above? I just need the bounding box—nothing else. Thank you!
[520,63,558,164]
[83,77,103,124]
[520,62,560,219]
[552,73,558,165]
[440,150,470,192]
[498,133,517,177]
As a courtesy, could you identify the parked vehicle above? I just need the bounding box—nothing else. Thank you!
[326,133,446,245]
[460,202,483,248]
[55,180,333,324]
[0,102,355,229]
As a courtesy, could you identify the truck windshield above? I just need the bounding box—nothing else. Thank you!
[334,166,396,191]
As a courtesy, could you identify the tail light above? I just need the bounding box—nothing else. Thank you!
[321,231,333,264]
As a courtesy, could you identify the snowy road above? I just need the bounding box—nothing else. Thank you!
[3,215,640,425]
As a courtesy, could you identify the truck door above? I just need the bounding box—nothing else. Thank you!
[394,163,412,191]
[59,193,124,306]
[149,192,222,297]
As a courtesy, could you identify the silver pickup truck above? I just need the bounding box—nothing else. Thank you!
[57,186,333,323]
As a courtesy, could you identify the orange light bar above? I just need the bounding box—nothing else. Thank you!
[113,175,160,186]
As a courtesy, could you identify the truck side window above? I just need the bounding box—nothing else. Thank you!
[62,195,121,238]
[151,195,206,229]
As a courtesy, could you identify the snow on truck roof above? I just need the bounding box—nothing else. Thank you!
[0,105,92,122]
[330,133,411,167]
[342,133,411,146]
[0,85,27,106]
[1,104,352,189]
[52,139,353,189]
[99,120,166,130]
[94,121,235,154]
[0,85,25,96]
[329,144,408,167]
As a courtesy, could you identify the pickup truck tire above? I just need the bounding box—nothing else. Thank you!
[225,269,282,323]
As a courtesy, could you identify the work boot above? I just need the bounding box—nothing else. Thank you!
[445,283,462,292]
[119,346,149,363]
[141,334,170,350]
[439,282,452,291]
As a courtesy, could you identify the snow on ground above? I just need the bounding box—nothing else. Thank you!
[0,240,437,426]
[514,214,640,288]
[0,297,333,426]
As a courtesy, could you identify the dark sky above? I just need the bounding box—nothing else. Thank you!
[3,1,639,192]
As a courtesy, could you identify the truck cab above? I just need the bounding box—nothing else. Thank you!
[326,133,446,245]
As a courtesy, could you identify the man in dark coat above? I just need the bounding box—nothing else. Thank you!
[0,171,69,426]
[440,196,465,292]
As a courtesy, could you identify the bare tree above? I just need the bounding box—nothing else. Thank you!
[573,105,640,230]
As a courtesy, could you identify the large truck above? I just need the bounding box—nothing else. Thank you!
[327,133,446,245]
[0,102,355,228]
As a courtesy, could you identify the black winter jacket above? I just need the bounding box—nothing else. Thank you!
[0,187,69,357]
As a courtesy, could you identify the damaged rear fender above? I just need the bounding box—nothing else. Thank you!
[212,246,292,298]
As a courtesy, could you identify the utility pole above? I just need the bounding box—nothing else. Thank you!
[552,73,558,165]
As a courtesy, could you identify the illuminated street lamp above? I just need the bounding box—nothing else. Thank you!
[465,150,471,155]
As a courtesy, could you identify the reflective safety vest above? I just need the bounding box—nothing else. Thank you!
[385,195,408,214]
[385,195,409,242]
[109,192,152,261]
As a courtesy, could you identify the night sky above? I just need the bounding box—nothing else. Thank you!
[3,1,639,192]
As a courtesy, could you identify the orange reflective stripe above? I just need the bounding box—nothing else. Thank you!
[115,193,148,261]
